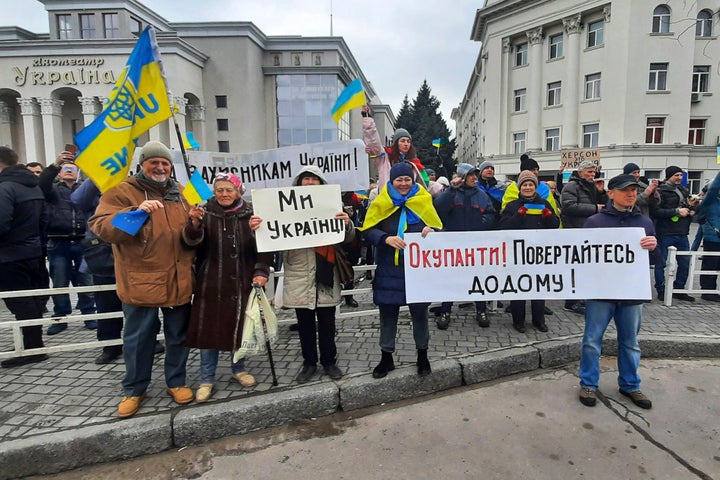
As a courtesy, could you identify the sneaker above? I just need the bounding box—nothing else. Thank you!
[701,293,720,302]
[84,320,98,330]
[295,364,317,384]
[543,306,554,316]
[579,388,597,407]
[118,394,145,418]
[195,384,213,403]
[563,303,585,315]
[1,354,49,368]
[436,312,451,330]
[619,389,652,409]
[672,293,695,302]
[476,312,490,328]
[95,348,122,365]
[166,386,194,405]
[47,323,67,335]
[233,371,257,387]
[324,364,343,380]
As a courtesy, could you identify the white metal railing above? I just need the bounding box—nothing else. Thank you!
[664,246,720,306]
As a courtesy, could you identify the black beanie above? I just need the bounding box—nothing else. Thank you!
[665,165,682,179]
[623,163,640,175]
[520,154,539,172]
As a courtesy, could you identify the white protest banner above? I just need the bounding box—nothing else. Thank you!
[404,228,651,302]
[128,140,369,194]
[252,184,344,252]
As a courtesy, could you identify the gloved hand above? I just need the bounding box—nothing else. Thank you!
[517,206,528,216]
[541,208,553,219]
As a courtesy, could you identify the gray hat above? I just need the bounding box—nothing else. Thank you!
[139,141,173,164]
[577,160,596,171]
[456,163,480,181]
[478,160,494,173]
[392,128,412,144]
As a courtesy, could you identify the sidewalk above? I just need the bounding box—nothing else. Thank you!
[1,285,719,478]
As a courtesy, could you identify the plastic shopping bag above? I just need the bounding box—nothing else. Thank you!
[233,287,278,362]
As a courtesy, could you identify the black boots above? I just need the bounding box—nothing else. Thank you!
[372,351,395,378]
[417,349,431,376]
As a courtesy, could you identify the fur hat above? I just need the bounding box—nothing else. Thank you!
[623,162,641,175]
[577,160,596,171]
[392,128,412,144]
[665,165,683,179]
[478,160,494,174]
[517,170,538,187]
[389,162,414,182]
[139,141,172,164]
[456,163,480,181]
[520,154,539,172]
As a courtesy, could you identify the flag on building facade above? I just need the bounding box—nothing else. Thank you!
[331,78,366,123]
[74,26,172,192]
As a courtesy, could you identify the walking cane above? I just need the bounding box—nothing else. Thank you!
[253,283,278,386]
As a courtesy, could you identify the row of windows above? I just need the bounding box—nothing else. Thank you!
[649,64,710,93]
[652,5,713,36]
[514,20,604,67]
[56,12,142,39]
[511,118,707,154]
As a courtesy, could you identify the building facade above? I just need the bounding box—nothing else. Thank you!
[0,0,394,168]
[453,0,718,191]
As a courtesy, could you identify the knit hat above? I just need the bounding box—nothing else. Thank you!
[577,160,596,171]
[520,154,539,172]
[623,162,641,175]
[665,165,683,179]
[139,141,173,164]
[389,162,414,182]
[437,176,449,187]
[214,172,245,194]
[517,170,538,187]
[392,128,412,144]
[456,163,480,181]
[425,168,435,177]
[478,160,494,174]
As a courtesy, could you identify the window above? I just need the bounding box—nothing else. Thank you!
[218,141,230,153]
[276,74,340,147]
[548,33,563,59]
[645,117,665,144]
[130,17,142,36]
[547,81,561,106]
[585,73,601,99]
[79,13,96,39]
[513,88,526,112]
[513,132,526,154]
[648,63,668,91]
[217,119,229,131]
[57,14,72,39]
[103,13,119,38]
[215,95,228,108]
[515,43,528,66]
[696,10,713,37]
[688,119,705,145]
[692,66,710,93]
[583,124,599,147]
[545,128,560,151]
[588,20,604,47]
[687,171,703,194]
[652,5,671,33]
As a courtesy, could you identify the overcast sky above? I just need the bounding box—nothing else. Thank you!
[0,0,481,136]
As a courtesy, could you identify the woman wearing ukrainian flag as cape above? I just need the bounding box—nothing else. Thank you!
[359,162,442,380]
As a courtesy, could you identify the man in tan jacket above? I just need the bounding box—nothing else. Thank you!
[89,141,196,418]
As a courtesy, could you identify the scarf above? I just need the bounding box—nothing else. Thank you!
[315,245,336,288]
[134,171,181,202]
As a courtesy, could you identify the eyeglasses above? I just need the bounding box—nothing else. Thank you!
[61,165,78,172]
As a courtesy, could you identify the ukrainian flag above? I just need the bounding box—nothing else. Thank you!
[524,203,546,215]
[74,26,172,192]
[331,78,366,123]
[182,170,213,205]
[183,131,200,150]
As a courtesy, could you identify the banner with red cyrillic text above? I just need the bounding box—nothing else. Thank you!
[404,228,651,302]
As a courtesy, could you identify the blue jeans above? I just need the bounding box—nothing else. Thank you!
[199,350,246,384]
[47,239,95,316]
[378,303,430,352]
[579,300,642,392]
[654,235,690,294]
[121,303,190,396]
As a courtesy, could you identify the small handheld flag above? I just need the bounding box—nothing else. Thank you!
[432,138,447,148]
[182,170,213,205]
[111,210,150,236]
[331,78,366,123]
[523,203,546,215]
[183,132,200,150]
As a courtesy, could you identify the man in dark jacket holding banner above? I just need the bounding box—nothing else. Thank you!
[578,174,657,410]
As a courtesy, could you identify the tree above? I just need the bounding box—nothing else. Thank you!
[395,80,456,177]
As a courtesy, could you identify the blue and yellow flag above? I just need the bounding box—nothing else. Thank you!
[183,131,200,150]
[74,26,172,192]
[331,78,366,123]
[182,170,213,205]
[432,138,447,148]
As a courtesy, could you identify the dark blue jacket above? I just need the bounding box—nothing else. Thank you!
[0,165,46,263]
[498,194,559,230]
[650,182,693,237]
[70,179,101,240]
[38,164,86,238]
[698,173,720,244]
[434,184,495,232]
[362,209,428,305]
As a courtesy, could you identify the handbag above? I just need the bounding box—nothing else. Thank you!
[233,287,278,361]
[334,245,354,286]
[80,237,115,277]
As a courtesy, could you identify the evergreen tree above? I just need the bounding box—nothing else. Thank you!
[395,80,456,177]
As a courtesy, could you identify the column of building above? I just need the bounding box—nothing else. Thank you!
[561,14,582,149]
[500,39,511,154]
[168,96,187,150]
[526,27,543,152]
[187,104,206,150]
[0,101,12,149]
[17,98,45,165]
[78,96,101,130]
[39,98,64,164]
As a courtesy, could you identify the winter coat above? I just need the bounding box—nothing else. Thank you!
[182,198,272,351]
[477,176,506,216]
[434,184,495,232]
[634,180,660,218]
[38,164,86,238]
[501,180,559,216]
[699,172,720,244]
[650,182,693,236]
[0,165,46,263]
[499,194,560,230]
[584,201,657,305]
[281,165,356,309]
[88,176,196,308]
[560,173,600,228]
